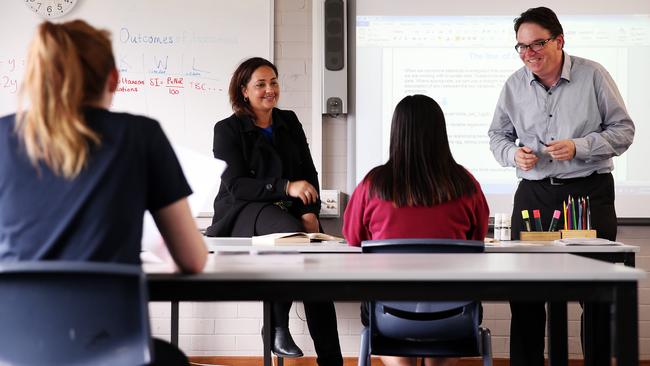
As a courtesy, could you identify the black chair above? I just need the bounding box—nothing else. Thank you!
[0,261,152,365]
[358,238,492,366]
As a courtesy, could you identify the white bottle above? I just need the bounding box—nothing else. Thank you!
[493,213,503,241]
[501,215,512,241]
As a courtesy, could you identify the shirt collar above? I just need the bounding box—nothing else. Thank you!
[526,51,572,86]
[559,52,572,82]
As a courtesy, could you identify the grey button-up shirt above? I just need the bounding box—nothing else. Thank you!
[488,52,634,180]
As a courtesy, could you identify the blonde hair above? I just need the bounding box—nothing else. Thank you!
[17,20,115,179]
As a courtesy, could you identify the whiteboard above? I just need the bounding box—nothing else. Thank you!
[0,0,274,159]
[353,0,650,219]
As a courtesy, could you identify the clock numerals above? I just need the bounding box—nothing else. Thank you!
[25,0,76,19]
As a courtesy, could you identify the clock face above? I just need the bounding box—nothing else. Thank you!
[25,0,77,19]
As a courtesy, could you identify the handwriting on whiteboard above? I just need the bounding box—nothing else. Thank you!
[116,53,222,96]
[119,27,237,46]
[0,58,23,95]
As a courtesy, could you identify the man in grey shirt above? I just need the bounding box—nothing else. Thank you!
[488,7,634,366]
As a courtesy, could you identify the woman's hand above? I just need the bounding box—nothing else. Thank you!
[287,180,319,205]
[301,213,320,233]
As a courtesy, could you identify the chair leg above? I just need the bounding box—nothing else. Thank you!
[480,327,492,366]
[358,327,370,366]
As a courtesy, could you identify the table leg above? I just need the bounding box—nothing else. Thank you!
[616,283,638,366]
[547,301,568,366]
[623,252,635,267]
[171,301,179,346]
[264,301,273,366]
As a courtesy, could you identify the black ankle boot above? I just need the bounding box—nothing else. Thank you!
[268,326,303,357]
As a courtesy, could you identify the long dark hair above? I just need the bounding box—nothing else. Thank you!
[365,95,476,207]
[228,57,278,120]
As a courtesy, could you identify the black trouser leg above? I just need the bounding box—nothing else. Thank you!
[509,301,546,366]
[248,204,304,332]
[271,301,292,327]
[304,301,343,366]
[581,302,612,365]
[572,174,617,361]
[232,204,342,364]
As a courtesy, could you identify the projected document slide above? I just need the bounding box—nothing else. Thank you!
[355,15,650,217]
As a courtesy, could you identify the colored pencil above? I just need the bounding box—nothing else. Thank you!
[578,197,582,229]
[587,196,591,230]
[571,196,577,229]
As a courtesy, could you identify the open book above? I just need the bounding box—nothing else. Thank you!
[252,232,344,246]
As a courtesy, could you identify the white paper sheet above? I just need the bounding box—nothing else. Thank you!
[141,144,225,257]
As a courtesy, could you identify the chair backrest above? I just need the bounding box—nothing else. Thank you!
[0,261,152,365]
[361,238,485,254]
[361,238,485,357]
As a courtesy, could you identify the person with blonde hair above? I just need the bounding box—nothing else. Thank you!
[0,20,207,365]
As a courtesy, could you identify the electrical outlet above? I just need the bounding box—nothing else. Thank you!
[320,189,340,218]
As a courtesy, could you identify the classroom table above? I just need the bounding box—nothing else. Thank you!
[145,252,644,366]
[203,237,639,265]
[162,237,640,365]
[488,240,638,266]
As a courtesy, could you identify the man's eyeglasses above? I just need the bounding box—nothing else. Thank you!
[515,38,554,54]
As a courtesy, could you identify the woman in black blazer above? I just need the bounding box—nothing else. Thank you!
[205,57,342,365]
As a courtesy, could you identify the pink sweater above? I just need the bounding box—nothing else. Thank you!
[343,174,489,246]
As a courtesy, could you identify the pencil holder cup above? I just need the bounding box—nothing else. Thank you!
[519,231,561,241]
[560,229,597,239]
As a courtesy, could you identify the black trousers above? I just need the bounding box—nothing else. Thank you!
[509,173,617,366]
[232,203,343,366]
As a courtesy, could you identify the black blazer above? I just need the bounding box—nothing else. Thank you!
[205,108,320,237]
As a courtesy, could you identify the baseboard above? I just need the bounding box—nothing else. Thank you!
[189,356,650,366]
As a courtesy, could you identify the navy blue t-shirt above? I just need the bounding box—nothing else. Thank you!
[0,108,192,264]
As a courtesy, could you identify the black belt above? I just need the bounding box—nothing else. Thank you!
[528,172,598,186]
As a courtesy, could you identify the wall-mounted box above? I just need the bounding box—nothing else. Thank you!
[320,189,341,218]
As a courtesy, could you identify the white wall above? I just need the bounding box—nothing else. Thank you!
[151,0,650,360]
